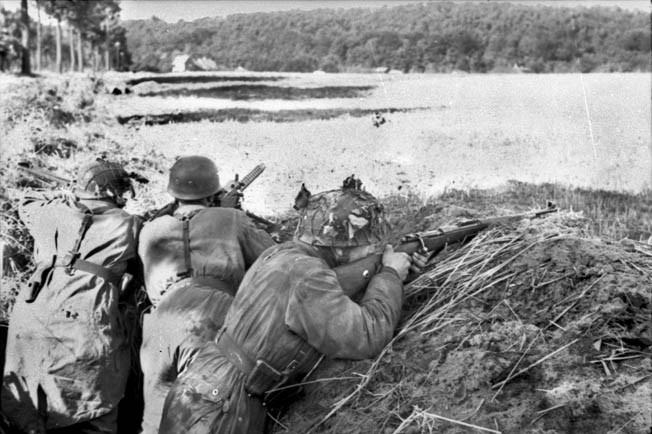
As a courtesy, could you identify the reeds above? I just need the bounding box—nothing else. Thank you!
[306,212,652,433]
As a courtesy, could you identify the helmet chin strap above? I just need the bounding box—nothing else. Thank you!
[106,188,128,208]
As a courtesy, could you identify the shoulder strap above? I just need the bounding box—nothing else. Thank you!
[26,201,122,303]
[173,209,202,279]
[58,202,122,285]
[63,208,93,274]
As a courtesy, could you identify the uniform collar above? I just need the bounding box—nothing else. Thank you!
[295,241,338,268]
[175,203,207,217]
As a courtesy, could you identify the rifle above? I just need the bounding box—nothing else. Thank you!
[334,203,558,297]
[16,163,149,188]
[16,164,73,187]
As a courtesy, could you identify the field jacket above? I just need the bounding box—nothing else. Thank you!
[2,196,142,430]
[159,241,404,434]
[138,204,274,434]
[138,205,275,306]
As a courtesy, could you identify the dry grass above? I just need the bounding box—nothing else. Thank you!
[295,213,652,433]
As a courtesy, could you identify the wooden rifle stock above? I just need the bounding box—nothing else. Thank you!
[335,204,558,298]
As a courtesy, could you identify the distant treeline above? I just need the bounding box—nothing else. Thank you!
[123,2,651,73]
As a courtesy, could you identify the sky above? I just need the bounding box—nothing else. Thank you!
[0,0,649,23]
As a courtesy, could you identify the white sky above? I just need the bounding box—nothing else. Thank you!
[0,0,649,23]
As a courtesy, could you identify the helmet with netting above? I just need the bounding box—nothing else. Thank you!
[167,156,221,200]
[295,188,390,247]
[75,159,132,200]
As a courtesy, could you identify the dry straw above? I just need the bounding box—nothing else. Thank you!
[307,212,649,432]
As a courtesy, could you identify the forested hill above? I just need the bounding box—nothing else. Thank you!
[123,2,651,73]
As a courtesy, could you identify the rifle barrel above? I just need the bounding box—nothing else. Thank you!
[245,211,274,227]
[335,204,558,298]
[17,166,71,185]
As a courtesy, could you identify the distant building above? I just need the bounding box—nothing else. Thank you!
[172,54,192,72]
[172,54,218,72]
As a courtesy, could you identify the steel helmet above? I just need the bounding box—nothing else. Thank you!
[75,159,132,200]
[167,156,221,200]
[294,188,390,247]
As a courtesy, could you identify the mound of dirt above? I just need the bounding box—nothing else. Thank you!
[277,214,652,434]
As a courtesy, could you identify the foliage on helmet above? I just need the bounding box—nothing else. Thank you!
[167,156,221,200]
[295,188,390,247]
[75,159,131,200]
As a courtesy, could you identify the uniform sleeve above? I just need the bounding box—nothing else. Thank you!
[237,212,276,268]
[284,257,403,360]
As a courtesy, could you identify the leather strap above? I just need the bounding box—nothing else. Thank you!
[180,218,193,278]
[215,330,320,398]
[69,258,122,285]
[174,210,202,279]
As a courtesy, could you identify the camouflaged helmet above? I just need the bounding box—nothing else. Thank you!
[167,156,221,200]
[295,188,390,247]
[75,159,132,199]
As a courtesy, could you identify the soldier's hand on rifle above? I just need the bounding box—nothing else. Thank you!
[410,251,431,275]
[381,244,412,282]
[215,187,243,209]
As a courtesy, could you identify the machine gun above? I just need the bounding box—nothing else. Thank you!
[147,163,274,227]
[215,164,275,227]
[215,164,266,209]
[334,203,558,297]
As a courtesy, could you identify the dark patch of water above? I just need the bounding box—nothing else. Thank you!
[117,107,428,125]
[138,84,375,100]
[125,75,285,86]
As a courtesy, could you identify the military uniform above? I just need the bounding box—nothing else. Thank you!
[138,204,274,434]
[2,195,142,433]
[159,240,404,434]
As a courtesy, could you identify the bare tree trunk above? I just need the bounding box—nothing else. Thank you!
[55,18,62,73]
[93,43,101,71]
[104,21,110,70]
[69,25,75,72]
[20,0,31,75]
[76,28,83,72]
[36,0,42,71]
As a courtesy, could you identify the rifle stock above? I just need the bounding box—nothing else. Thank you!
[335,204,558,298]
